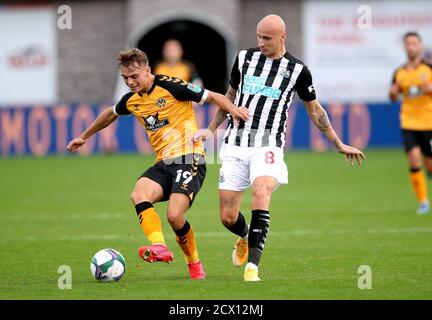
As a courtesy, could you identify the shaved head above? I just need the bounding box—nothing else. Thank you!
[257,15,286,35]
[256,15,287,59]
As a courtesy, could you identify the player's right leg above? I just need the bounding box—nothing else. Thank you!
[131,172,174,263]
[219,190,249,267]
[166,153,207,279]
[403,130,429,214]
[218,144,251,268]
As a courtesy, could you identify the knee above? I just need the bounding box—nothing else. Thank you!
[130,190,149,205]
[252,186,271,203]
[130,190,139,204]
[220,209,238,227]
[166,210,183,229]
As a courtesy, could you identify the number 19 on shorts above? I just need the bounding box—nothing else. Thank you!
[175,170,193,184]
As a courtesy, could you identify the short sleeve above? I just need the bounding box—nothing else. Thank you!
[294,66,316,102]
[157,75,209,105]
[229,55,240,90]
[113,92,133,115]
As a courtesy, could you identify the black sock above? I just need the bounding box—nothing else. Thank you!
[224,212,248,238]
[174,220,191,237]
[248,209,270,266]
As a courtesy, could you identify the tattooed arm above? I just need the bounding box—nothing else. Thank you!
[304,99,365,166]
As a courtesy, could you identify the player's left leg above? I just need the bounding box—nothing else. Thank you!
[403,130,429,214]
[167,193,205,279]
[244,176,278,281]
[245,147,288,281]
[424,156,432,180]
[421,131,432,180]
[414,131,432,214]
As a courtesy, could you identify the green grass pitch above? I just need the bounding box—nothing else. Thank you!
[0,149,431,299]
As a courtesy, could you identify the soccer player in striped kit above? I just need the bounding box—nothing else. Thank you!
[195,15,365,281]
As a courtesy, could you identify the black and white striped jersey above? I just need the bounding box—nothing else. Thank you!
[224,47,316,148]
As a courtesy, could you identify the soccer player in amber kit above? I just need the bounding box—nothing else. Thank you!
[390,31,432,215]
[67,48,249,279]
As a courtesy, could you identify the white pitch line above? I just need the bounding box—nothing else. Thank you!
[0,212,125,221]
[16,227,432,241]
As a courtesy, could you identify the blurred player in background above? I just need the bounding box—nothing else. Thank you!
[67,48,249,280]
[154,39,203,87]
[194,15,365,281]
[390,31,432,215]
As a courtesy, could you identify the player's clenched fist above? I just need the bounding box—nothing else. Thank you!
[67,138,86,152]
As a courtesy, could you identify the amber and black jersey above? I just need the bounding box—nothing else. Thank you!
[113,75,209,162]
[392,61,432,130]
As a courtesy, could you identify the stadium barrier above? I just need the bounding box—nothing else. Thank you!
[0,102,401,157]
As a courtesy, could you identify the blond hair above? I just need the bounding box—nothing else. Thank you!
[117,48,148,67]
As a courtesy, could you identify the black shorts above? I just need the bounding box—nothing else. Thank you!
[402,129,432,156]
[139,153,206,206]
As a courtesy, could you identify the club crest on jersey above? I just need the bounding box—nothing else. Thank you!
[156,97,166,108]
[279,69,291,78]
[143,112,169,132]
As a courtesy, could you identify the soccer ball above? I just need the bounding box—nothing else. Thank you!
[90,248,126,282]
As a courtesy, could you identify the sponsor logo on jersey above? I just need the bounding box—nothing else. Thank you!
[242,75,281,99]
[187,83,202,93]
[143,112,169,132]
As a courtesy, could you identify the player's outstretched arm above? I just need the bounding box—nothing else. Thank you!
[195,88,249,142]
[194,85,248,142]
[193,109,227,142]
[194,86,246,141]
[205,91,249,122]
[67,107,118,153]
[303,99,365,166]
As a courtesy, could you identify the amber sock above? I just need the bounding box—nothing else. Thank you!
[135,202,166,245]
[410,168,429,203]
[174,221,199,264]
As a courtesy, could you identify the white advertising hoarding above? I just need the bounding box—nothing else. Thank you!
[303,1,432,103]
[0,7,57,105]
